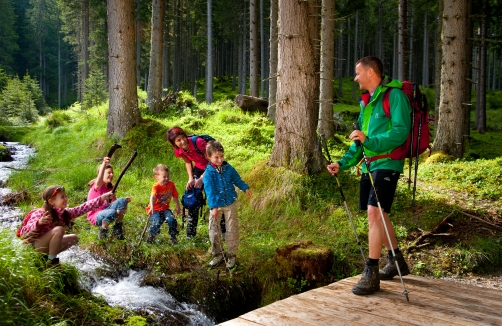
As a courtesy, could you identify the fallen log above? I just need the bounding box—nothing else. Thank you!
[234,94,268,113]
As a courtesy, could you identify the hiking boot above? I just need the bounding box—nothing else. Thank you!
[112,222,125,240]
[146,234,155,244]
[352,263,380,295]
[379,252,410,280]
[170,237,177,245]
[98,227,109,240]
[226,255,236,270]
[208,254,224,268]
[46,257,60,267]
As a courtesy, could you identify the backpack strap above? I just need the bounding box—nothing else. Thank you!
[191,136,203,155]
[382,88,392,118]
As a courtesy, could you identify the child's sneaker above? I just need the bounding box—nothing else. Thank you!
[226,255,236,270]
[112,222,125,240]
[98,227,109,239]
[208,254,223,268]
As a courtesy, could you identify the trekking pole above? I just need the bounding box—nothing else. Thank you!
[411,114,423,208]
[352,123,410,302]
[319,134,366,263]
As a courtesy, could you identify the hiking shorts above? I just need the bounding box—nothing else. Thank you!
[96,197,129,226]
[359,169,400,213]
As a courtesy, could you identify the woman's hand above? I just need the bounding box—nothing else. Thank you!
[186,178,195,190]
[194,177,203,189]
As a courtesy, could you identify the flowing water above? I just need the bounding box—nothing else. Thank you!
[0,142,214,325]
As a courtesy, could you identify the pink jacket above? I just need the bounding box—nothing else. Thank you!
[17,196,103,243]
[173,137,209,170]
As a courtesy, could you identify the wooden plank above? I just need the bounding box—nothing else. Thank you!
[219,275,502,326]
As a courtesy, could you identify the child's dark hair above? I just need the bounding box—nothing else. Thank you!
[153,164,169,174]
[166,126,188,148]
[206,140,224,157]
[42,185,71,226]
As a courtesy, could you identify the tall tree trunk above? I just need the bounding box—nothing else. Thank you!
[463,0,473,138]
[352,10,358,99]
[107,0,140,138]
[408,6,414,80]
[205,0,213,103]
[337,22,344,97]
[82,0,89,97]
[270,0,323,174]
[433,0,468,158]
[492,49,497,90]
[147,0,164,113]
[422,10,429,89]
[476,0,487,134]
[267,0,278,122]
[397,0,407,81]
[136,0,141,86]
[162,0,170,96]
[434,0,443,136]
[260,0,266,98]
[317,0,335,139]
[249,0,259,96]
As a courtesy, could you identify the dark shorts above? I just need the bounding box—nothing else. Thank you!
[359,169,400,213]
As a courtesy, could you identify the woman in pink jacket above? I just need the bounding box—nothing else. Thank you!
[17,185,113,265]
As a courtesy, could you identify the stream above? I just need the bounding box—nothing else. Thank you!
[0,142,214,325]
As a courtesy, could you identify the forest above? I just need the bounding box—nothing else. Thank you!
[0,0,502,324]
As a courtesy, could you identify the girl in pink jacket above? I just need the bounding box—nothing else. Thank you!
[17,185,113,265]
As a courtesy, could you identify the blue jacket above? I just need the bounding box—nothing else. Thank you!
[203,161,250,209]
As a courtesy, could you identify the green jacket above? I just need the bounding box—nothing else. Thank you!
[338,77,411,173]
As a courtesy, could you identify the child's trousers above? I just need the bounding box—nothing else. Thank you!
[149,209,178,238]
[209,201,239,256]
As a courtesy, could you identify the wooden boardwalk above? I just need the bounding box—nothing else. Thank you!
[219,275,502,325]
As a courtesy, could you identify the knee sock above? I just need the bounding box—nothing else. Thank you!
[389,248,401,256]
[367,258,379,266]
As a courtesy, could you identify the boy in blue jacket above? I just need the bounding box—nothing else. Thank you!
[203,141,251,269]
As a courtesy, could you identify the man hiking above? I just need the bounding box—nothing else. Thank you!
[327,56,411,295]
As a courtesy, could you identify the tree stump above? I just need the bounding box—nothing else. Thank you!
[234,94,269,113]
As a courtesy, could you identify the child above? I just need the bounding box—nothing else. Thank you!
[203,141,251,269]
[87,157,130,240]
[17,185,114,265]
[145,164,181,244]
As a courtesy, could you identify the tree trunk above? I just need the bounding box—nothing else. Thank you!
[136,0,141,86]
[463,0,473,138]
[162,0,170,96]
[269,0,324,174]
[107,0,140,138]
[476,0,486,134]
[249,0,259,97]
[205,0,213,103]
[337,22,343,97]
[432,0,468,158]
[434,0,443,136]
[317,0,335,139]
[422,10,429,89]
[267,0,278,123]
[147,0,164,113]
[397,0,407,81]
[260,0,266,98]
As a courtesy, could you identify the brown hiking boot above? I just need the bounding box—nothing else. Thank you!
[379,252,410,280]
[352,263,380,295]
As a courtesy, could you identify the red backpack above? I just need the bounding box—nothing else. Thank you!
[16,209,37,238]
[365,80,431,163]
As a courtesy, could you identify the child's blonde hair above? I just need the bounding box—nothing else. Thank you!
[153,164,169,175]
[206,141,224,157]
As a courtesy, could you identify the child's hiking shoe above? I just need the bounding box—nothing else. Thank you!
[170,237,177,245]
[46,257,60,268]
[98,227,109,239]
[112,222,125,240]
[146,234,155,244]
[208,254,224,268]
[225,255,236,270]
[379,252,410,280]
[352,263,380,295]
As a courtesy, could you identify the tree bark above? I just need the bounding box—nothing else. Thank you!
[476,0,486,134]
[317,0,335,139]
[434,0,443,137]
[107,0,140,138]
[206,0,213,103]
[147,0,164,113]
[249,0,259,97]
[397,0,407,81]
[433,0,468,158]
[269,0,324,174]
[267,0,278,123]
